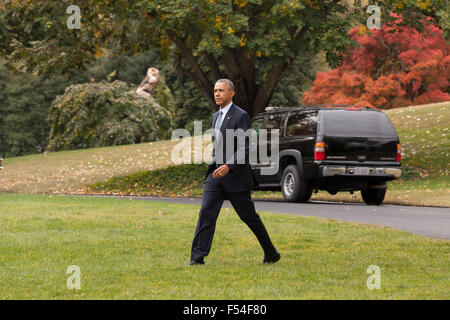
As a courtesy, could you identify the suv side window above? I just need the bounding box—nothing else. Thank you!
[251,117,264,135]
[265,114,283,130]
[251,117,264,141]
[286,112,318,136]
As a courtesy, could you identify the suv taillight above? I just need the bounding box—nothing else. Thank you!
[314,142,326,160]
[397,144,401,162]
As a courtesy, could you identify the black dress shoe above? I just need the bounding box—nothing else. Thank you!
[189,259,205,265]
[263,251,281,264]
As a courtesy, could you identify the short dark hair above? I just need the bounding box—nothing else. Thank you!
[215,79,234,91]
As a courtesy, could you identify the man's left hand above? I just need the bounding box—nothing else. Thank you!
[213,165,230,179]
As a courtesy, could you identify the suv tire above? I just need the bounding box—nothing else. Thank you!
[281,164,312,203]
[361,187,386,205]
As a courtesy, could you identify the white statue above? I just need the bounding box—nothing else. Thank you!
[135,67,160,98]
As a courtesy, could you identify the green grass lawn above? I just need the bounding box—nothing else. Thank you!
[386,103,449,180]
[0,192,448,299]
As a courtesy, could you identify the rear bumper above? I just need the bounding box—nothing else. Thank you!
[320,165,401,179]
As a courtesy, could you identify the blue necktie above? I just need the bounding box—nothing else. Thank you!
[215,110,223,130]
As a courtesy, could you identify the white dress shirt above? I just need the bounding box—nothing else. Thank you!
[215,101,232,130]
[219,101,233,120]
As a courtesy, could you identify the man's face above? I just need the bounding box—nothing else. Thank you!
[214,82,235,108]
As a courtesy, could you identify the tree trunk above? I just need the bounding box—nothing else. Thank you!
[167,30,217,110]
[251,60,291,118]
[170,24,309,118]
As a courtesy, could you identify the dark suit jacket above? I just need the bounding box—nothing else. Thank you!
[205,103,258,192]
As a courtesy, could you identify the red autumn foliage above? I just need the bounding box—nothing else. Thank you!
[302,15,450,109]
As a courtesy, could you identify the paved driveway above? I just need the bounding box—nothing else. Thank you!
[63,194,450,240]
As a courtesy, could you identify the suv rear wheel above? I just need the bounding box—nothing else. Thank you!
[281,165,312,203]
[361,187,386,205]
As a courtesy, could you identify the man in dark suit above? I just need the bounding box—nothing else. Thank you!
[190,79,280,265]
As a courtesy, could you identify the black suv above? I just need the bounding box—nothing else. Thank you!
[250,105,402,205]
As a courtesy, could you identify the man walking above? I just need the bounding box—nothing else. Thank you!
[189,79,280,265]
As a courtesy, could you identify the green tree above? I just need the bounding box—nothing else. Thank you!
[142,0,449,117]
[141,0,357,117]
[1,0,447,117]
[0,65,8,157]
[0,0,117,74]
[0,62,73,157]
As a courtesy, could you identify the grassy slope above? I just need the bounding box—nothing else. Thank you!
[388,103,449,178]
[0,102,448,206]
[301,102,450,206]
[0,192,448,299]
[0,138,181,193]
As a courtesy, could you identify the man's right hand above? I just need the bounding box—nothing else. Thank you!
[213,165,230,179]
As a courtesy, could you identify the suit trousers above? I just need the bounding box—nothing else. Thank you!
[190,170,277,262]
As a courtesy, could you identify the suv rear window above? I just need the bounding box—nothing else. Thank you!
[323,110,397,138]
[286,112,318,136]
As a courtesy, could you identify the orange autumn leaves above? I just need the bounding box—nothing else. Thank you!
[303,15,450,109]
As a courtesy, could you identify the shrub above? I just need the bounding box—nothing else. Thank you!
[47,80,174,151]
